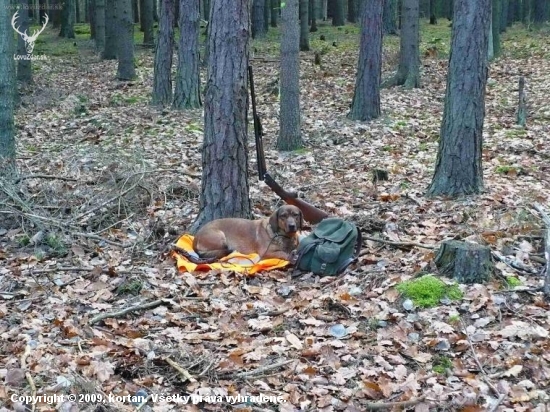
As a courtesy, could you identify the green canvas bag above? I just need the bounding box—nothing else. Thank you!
[293,218,362,277]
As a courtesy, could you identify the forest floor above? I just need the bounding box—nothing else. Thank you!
[1,19,550,412]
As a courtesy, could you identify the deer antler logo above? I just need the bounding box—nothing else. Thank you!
[12,11,49,54]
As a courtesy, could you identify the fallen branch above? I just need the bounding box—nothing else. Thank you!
[364,396,426,410]
[14,174,78,184]
[225,360,294,379]
[73,231,130,248]
[89,299,166,325]
[163,357,197,383]
[362,236,435,250]
[532,203,550,298]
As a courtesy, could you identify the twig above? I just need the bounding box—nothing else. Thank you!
[231,360,294,378]
[363,396,426,410]
[14,174,78,184]
[362,236,435,250]
[68,175,144,224]
[73,232,130,248]
[89,299,166,325]
[26,372,37,412]
[462,322,505,406]
[163,357,198,383]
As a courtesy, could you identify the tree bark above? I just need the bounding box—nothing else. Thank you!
[516,76,526,127]
[435,241,493,284]
[310,0,318,31]
[383,0,420,89]
[348,0,357,23]
[190,0,251,232]
[59,0,76,38]
[271,0,278,27]
[332,0,345,25]
[116,0,136,80]
[103,0,117,59]
[500,0,509,31]
[142,0,155,45]
[264,0,270,31]
[383,0,398,35]
[533,0,547,25]
[16,0,32,85]
[95,0,106,52]
[152,0,175,106]
[0,2,16,175]
[300,0,310,50]
[252,0,267,38]
[89,0,96,38]
[348,0,383,121]
[492,0,501,58]
[133,0,140,22]
[427,0,490,197]
[173,0,201,109]
[429,0,437,24]
[278,0,303,150]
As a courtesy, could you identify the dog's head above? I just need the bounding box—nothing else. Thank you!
[269,205,302,235]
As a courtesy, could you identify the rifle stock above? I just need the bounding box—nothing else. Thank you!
[249,65,329,225]
[264,174,328,225]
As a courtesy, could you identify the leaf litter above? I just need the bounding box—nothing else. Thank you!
[0,23,550,412]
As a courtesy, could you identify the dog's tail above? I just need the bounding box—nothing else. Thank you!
[172,245,220,264]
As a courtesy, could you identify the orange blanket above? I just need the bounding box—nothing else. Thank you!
[172,234,290,275]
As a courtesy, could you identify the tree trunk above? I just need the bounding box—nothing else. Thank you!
[322,0,328,19]
[252,0,267,38]
[332,0,345,25]
[348,0,383,121]
[278,0,303,150]
[16,0,32,85]
[95,0,106,52]
[154,0,159,21]
[383,0,398,34]
[89,0,96,38]
[116,0,136,80]
[427,0,490,198]
[264,0,270,31]
[429,0,437,24]
[533,0,547,25]
[500,0,508,31]
[0,2,16,175]
[516,76,526,127]
[173,0,201,109]
[190,0,251,232]
[492,0,501,58]
[142,0,155,45]
[383,0,420,88]
[103,0,117,59]
[59,0,76,38]
[348,0,357,23]
[152,0,175,106]
[310,0,318,31]
[435,241,493,284]
[271,0,278,27]
[51,0,62,28]
[133,0,140,22]
[300,0,310,50]
[75,0,81,23]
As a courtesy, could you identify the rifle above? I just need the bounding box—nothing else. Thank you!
[248,65,329,225]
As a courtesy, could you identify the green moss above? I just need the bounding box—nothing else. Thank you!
[396,275,463,308]
[116,280,143,296]
[432,356,453,374]
[495,165,519,175]
[506,276,522,287]
[45,233,67,255]
[18,235,31,247]
[448,314,460,324]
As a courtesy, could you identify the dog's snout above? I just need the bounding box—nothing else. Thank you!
[287,217,297,232]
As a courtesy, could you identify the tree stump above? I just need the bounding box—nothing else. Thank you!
[516,76,527,128]
[434,240,493,284]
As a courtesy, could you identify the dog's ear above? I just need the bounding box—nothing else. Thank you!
[269,208,280,232]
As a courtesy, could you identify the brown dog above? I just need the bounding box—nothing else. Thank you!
[192,205,302,260]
